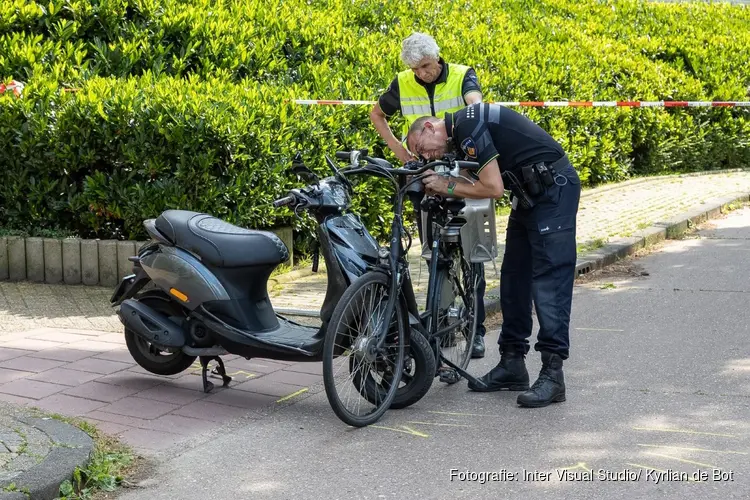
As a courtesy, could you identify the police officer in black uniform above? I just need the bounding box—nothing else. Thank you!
[406,103,581,408]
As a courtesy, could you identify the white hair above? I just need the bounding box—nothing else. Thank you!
[400,32,440,67]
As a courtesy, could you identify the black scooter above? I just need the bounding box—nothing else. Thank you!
[111,151,434,397]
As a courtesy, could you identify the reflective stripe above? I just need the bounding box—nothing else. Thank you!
[434,96,464,113]
[401,104,433,116]
[397,63,471,135]
[400,96,429,103]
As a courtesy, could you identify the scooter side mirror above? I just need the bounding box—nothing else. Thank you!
[289,152,319,183]
[290,164,319,182]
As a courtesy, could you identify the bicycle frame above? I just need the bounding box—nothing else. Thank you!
[370,169,488,389]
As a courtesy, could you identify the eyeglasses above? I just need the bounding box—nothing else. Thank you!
[409,125,428,160]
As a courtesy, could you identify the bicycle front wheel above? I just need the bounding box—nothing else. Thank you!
[323,271,405,427]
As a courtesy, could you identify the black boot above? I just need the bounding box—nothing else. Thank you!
[468,348,529,392]
[471,335,485,359]
[517,352,566,408]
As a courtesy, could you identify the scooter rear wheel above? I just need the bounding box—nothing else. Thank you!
[323,271,405,427]
[124,291,197,376]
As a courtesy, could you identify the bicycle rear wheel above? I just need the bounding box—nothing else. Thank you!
[434,245,478,381]
[323,271,405,427]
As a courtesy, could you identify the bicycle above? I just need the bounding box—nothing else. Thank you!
[322,150,498,427]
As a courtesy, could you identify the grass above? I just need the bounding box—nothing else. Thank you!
[29,412,139,500]
[269,254,317,278]
[577,237,607,254]
[9,427,28,455]
[2,483,28,494]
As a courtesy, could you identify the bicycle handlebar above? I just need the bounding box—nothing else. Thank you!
[341,157,480,179]
[454,160,481,171]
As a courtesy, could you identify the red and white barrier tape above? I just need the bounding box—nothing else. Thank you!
[3,84,748,108]
[293,99,750,108]
[0,80,24,97]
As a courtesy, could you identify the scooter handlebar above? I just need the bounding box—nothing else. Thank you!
[335,149,369,162]
[273,195,296,208]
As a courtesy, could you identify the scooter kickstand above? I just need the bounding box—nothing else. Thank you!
[199,356,215,393]
[210,356,232,387]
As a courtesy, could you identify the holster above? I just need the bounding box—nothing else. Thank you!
[502,171,535,210]
[504,154,569,210]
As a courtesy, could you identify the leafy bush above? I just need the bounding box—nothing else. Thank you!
[1,0,749,242]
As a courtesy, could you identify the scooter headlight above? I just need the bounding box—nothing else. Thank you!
[330,182,350,206]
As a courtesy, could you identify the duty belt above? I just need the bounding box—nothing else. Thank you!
[502,154,570,210]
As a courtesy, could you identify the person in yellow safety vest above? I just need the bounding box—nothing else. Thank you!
[370,32,483,164]
[369,32,487,359]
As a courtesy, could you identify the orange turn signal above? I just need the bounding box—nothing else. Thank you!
[169,288,189,302]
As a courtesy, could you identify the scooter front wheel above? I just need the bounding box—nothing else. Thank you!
[323,271,405,427]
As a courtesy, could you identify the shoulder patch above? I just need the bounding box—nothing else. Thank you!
[460,137,477,159]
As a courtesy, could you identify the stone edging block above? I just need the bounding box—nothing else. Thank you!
[0,236,7,281]
[117,241,136,281]
[98,240,118,287]
[7,236,25,281]
[63,239,82,284]
[81,240,99,286]
[43,238,63,284]
[0,225,291,287]
[25,237,44,283]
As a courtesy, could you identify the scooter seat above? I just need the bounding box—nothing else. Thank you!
[154,210,289,268]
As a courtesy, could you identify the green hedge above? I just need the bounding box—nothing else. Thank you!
[1,0,749,243]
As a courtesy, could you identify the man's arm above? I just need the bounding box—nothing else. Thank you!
[462,68,483,105]
[423,113,503,199]
[369,102,413,164]
[423,158,504,199]
[464,91,482,105]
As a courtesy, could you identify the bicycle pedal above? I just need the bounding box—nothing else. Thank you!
[438,367,460,385]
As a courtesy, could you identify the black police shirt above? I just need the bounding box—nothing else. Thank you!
[447,103,565,173]
[378,58,482,117]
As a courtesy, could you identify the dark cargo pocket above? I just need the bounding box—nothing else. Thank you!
[537,215,577,270]
[537,215,575,235]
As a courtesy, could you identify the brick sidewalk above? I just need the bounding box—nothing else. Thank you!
[0,324,324,453]
[0,169,749,454]
[269,170,750,312]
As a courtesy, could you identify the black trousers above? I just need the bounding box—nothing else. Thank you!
[498,163,581,359]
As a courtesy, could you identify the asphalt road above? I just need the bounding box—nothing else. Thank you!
[120,208,750,500]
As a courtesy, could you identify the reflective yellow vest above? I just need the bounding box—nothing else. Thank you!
[397,63,471,138]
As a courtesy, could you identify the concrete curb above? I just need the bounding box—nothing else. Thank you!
[572,193,749,276]
[0,416,93,500]
[483,192,749,316]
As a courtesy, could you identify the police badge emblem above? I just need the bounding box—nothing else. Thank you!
[460,137,477,158]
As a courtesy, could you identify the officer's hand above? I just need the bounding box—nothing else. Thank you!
[422,171,449,196]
